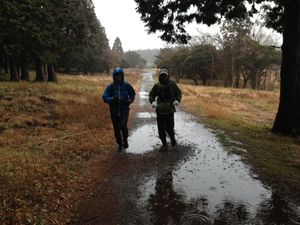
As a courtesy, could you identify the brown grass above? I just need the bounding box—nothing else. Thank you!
[181,85,279,125]
[0,72,140,225]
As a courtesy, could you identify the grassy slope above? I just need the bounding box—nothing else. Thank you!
[0,72,140,225]
[180,84,300,199]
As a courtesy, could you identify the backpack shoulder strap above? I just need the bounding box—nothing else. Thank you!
[156,83,162,97]
[169,82,176,100]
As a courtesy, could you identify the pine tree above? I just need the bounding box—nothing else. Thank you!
[112,37,124,53]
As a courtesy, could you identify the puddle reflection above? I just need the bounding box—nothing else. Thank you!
[147,169,186,225]
[142,171,300,225]
[132,71,300,224]
[137,112,156,119]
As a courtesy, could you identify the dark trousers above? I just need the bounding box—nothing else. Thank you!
[157,113,175,144]
[111,112,129,145]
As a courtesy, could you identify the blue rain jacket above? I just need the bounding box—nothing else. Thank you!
[102,74,135,117]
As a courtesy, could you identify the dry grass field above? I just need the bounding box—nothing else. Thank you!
[181,84,300,197]
[0,71,140,224]
[181,85,279,126]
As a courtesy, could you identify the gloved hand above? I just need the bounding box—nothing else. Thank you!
[152,101,157,109]
[173,100,179,107]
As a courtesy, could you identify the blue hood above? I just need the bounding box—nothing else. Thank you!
[112,67,124,83]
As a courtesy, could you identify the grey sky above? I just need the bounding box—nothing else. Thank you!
[94,1,281,51]
[93,0,221,51]
[94,0,166,51]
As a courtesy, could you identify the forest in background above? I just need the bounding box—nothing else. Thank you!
[0,0,109,82]
[0,1,281,92]
[154,17,281,91]
[0,0,148,82]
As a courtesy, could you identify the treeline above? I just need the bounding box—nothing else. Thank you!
[0,0,109,82]
[101,37,147,74]
[156,18,281,90]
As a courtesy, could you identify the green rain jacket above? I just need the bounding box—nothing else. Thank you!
[149,80,182,114]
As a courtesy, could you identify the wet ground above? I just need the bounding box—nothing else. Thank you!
[74,71,300,225]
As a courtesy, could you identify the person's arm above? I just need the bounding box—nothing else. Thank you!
[149,84,157,104]
[127,84,136,104]
[102,85,114,104]
[172,82,182,102]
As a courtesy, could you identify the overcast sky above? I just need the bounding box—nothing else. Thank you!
[93,1,281,51]
[94,0,221,51]
[94,0,165,51]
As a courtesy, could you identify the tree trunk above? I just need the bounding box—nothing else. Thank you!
[224,73,230,87]
[260,71,267,90]
[64,65,71,73]
[44,64,48,80]
[175,73,180,83]
[47,64,58,82]
[234,61,240,88]
[202,77,207,86]
[231,54,235,88]
[243,77,248,88]
[105,67,110,75]
[9,55,19,81]
[56,66,61,73]
[17,64,21,78]
[192,77,198,85]
[224,80,228,88]
[272,3,300,135]
[211,54,215,79]
[249,72,256,89]
[270,68,280,91]
[83,66,88,75]
[35,56,46,81]
[20,61,30,81]
[3,54,9,74]
[0,49,3,74]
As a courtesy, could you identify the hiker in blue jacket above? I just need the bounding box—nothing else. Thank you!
[102,67,136,152]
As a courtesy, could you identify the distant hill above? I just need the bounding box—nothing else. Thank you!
[133,49,160,66]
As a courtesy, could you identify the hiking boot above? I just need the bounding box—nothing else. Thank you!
[117,144,123,152]
[160,143,168,152]
[123,139,129,149]
[171,138,177,146]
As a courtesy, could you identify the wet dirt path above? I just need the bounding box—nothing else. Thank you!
[74,71,300,225]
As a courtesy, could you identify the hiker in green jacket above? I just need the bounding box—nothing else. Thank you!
[149,68,182,150]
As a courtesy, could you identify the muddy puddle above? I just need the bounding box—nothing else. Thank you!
[125,71,300,224]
